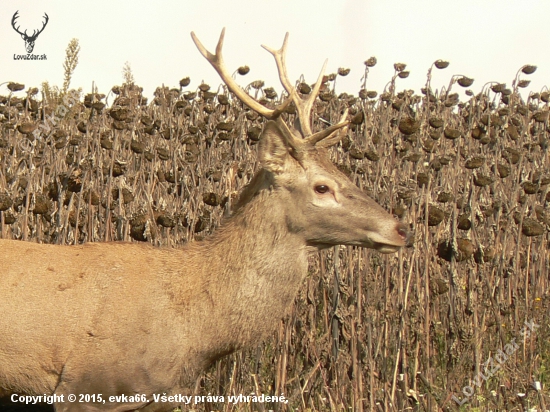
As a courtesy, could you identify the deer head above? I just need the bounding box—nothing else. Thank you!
[12,11,49,54]
[191,29,409,253]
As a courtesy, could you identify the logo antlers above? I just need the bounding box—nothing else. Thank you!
[11,11,49,54]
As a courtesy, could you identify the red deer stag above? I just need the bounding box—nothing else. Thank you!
[0,29,408,411]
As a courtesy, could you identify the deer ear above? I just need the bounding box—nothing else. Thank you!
[258,120,301,173]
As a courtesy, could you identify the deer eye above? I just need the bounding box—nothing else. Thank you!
[314,185,330,194]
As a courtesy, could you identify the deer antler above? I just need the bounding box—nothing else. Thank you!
[11,11,25,36]
[261,33,350,143]
[34,13,49,38]
[191,29,349,145]
[260,34,294,95]
[11,11,49,39]
[191,29,284,119]
[307,109,349,147]
[262,36,332,137]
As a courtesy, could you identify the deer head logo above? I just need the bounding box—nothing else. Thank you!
[11,11,49,54]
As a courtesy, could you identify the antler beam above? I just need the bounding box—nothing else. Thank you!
[261,36,329,136]
[191,28,349,145]
[191,29,280,119]
[36,13,49,37]
[260,34,294,96]
[11,11,24,36]
[306,109,349,146]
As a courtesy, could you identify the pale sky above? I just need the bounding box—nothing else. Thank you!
[1,1,549,101]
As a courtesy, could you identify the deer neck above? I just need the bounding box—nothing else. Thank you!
[184,179,309,356]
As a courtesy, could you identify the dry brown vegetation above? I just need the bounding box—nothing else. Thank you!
[0,59,549,411]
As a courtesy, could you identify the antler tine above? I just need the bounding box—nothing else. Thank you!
[318,126,348,149]
[263,34,315,137]
[191,29,275,119]
[11,11,24,36]
[270,97,294,119]
[261,33,294,96]
[293,60,328,137]
[304,60,328,133]
[39,13,49,32]
[263,34,328,138]
[306,109,349,146]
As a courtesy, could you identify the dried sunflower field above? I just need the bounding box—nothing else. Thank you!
[0,59,549,412]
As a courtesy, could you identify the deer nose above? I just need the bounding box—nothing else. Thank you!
[396,222,410,244]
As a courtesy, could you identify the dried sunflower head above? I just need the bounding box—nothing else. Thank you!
[263,87,277,99]
[521,65,537,75]
[298,83,311,94]
[338,67,350,76]
[179,77,191,87]
[364,57,377,67]
[394,63,407,72]
[457,77,474,87]
[434,60,449,69]
[238,65,250,75]
[491,83,506,93]
[7,82,25,92]
[250,80,264,90]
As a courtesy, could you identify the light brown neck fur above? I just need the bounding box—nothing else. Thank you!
[169,177,309,368]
